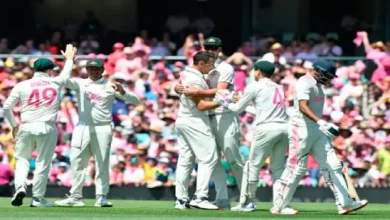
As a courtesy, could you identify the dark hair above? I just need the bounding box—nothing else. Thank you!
[193,51,214,65]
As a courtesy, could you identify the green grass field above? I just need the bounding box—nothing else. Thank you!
[0,198,389,220]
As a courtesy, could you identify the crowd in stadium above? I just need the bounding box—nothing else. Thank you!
[1,26,390,190]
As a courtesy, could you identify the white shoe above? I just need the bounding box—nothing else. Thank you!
[189,197,219,210]
[212,199,231,210]
[338,200,368,215]
[11,186,26,207]
[175,200,190,210]
[55,195,85,207]
[270,205,299,215]
[95,195,113,207]
[280,206,299,215]
[231,202,256,212]
[30,197,55,207]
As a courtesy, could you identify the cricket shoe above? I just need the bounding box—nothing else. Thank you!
[270,205,299,215]
[338,200,368,215]
[189,197,219,210]
[30,197,55,207]
[95,195,113,207]
[55,195,85,207]
[231,202,256,212]
[11,186,26,207]
[175,200,190,210]
[212,199,231,210]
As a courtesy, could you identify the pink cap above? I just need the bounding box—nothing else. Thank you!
[155,62,165,70]
[113,42,124,49]
[145,100,153,106]
[174,61,184,68]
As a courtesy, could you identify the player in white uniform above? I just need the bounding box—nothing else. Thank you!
[175,51,221,210]
[213,61,297,214]
[272,60,368,215]
[176,37,243,209]
[4,45,77,207]
[55,59,139,207]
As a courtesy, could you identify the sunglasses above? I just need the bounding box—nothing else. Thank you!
[204,45,219,51]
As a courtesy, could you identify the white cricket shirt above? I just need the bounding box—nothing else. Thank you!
[3,60,73,127]
[178,67,209,118]
[65,77,139,125]
[227,78,287,125]
[290,73,325,127]
[205,59,235,114]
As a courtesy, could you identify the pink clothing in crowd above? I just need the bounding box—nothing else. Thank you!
[110,170,124,184]
[0,162,12,185]
[234,70,247,92]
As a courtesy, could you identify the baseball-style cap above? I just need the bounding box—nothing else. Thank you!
[86,59,104,68]
[203,37,223,47]
[33,58,58,71]
[253,61,275,75]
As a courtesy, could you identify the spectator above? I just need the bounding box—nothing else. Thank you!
[79,34,100,54]
[123,156,144,186]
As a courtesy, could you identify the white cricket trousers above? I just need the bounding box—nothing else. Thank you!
[239,123,288,204]
[274,123,353,210]
[210,112,244,200]
[69,123,113,198]
[14,122,57,198]
[175,115,218,201]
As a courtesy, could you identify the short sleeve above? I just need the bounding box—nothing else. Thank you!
[218,64,234,84]
[295,80,310,101]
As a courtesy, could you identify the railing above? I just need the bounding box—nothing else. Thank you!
[0,54,370,61]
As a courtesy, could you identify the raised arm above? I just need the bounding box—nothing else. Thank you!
[55,44,78,83]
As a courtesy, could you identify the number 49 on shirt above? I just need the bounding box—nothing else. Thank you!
[27,88,58,108]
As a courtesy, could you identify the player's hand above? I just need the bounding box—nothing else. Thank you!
[12,126,19,141]
[317,119,340,138]
[233,92,241,103]
[213,89,234,107]
[174,83,186,94]
[61,44,78,61]
[183,87,199,96]
[112,82,125,95]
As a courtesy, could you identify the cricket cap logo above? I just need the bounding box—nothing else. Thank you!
[90,61,97,65]
[208,39,215,43]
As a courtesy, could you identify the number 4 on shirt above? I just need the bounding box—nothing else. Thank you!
[27,88,58,108]
[273,88,284,107]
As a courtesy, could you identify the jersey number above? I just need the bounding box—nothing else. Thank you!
[27,88,58,108]
[273,88,284,107]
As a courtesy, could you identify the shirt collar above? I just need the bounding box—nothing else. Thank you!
[33,72,49,78]
[185,66,203,78]
[87,77,106,84]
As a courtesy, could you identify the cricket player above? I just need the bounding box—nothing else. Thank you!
[213,61,297,214]
[175,51,221,210]
[272,59,368,215]
[4,44,77,207]
[176,37,243,209]
[55,58,139,207]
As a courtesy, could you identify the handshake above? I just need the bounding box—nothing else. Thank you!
[213,89,237,107]
[317,120,341,138]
